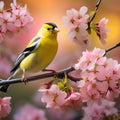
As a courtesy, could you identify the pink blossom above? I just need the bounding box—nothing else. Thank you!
[62,8,79,28]
[11,4,33,28]
[96,59,116,81]
[39,84,67,108]
[77,71,108,101]
[105,58,120,80]
[68,23,90,45]
[101,99,118,116]
[62,6,90,45]
[14,104,47,120]
[0,0,33,38]
[75,48,105,71]
[0,97,11,119]
[82,102,104,120]
[0,11,15,32]
[62,6,88,27]
[106,90,120,101]
[75,51,96,71]
[74,47,105,72]
[82,99,118,120]
[92,47,105,56]
[64,91,82,109]
[75,48,120,101]
[96,58,120,95]
[77,71,96,86]
[78,80,105,101]
[96,18,110,44]
[78,6,88,19]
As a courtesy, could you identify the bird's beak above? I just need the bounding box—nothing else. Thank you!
[54,27,60,33]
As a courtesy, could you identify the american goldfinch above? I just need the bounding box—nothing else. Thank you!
[0,22,59,93]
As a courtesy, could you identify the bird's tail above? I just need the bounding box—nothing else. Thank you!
[0,76,13,93]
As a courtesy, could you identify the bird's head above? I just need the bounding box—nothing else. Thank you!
[38,22,59,38]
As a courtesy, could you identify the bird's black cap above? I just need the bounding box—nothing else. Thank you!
[45,22,58,29]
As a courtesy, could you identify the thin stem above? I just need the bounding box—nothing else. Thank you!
[87,0,102,29]
[67,74,82,82]
[105,42,120,54]
[104,42,120,56]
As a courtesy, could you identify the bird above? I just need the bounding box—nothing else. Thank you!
[0,22,59,93]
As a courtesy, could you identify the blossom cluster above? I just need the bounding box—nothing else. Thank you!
[0,0,33,39]
[82,99,118,120]
[39,48,120,119]
[75,48,120,101]
[62,6,110,45]
[39,79,82,109]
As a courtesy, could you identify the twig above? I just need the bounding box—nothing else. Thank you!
[67,74,82,82]
[105,42,120,54]
[0,66,75,86]
[87,0,102,29]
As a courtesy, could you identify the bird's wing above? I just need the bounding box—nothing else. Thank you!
[10,36,41,73]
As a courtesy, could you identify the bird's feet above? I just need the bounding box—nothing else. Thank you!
[21,71,28,85]
[43,69,57,77]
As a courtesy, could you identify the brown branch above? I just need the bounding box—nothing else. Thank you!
[0,66,75,86]
[105,42,120,54]
[67,74,82,82]
[87,0,102,30]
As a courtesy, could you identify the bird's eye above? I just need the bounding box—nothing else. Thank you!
[47,28,51,30]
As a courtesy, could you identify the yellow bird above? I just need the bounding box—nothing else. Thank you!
[0,22,59,92]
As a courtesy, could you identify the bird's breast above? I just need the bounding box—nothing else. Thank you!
[20,39,58,73]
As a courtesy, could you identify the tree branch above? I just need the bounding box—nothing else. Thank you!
[105,42,120,54]
[0,66,75,86]
[67,74,82,82]
[87,0,102,29]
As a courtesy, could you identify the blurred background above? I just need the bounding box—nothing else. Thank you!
[0,0,120,119]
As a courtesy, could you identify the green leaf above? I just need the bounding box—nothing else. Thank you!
[63,73,68,85]
[87,27,91,34]
[89,10,96,18]
[90,22,96,31]
[57,82,64,89]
